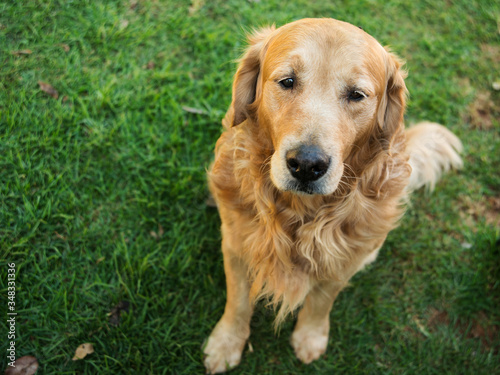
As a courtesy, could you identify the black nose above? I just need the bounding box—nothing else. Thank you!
[286,145,330,183]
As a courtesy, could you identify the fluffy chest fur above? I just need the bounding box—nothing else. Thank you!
[208,120,411,320]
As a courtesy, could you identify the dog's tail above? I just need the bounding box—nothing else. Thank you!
[405,122,463,191]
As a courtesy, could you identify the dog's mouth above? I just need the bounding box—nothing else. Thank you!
[272,169,341,196]
[285,181,322,195]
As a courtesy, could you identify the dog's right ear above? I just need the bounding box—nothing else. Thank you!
[231,26,275,127]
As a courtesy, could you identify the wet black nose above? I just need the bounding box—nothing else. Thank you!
[286,145,330,183]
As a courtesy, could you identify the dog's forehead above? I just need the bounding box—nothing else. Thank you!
[263,19,386,85]
[271,18,382,51]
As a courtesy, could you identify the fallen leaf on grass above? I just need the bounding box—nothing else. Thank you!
[72,343,94,360]
[38,81,59,99]
[189,0,205,15]
[54,231,66,240]
[59,44,70,52]
[129,0,138,10]
[108,301,130,326]
[11,49,32,56]
[181,106,207,115]
[120,19,129,30]
[5,355,39,375]
[150,224,164,239]
[412,315,431,337]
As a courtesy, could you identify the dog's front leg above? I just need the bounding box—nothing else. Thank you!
[203,226,253,374]
[291,280,346,364]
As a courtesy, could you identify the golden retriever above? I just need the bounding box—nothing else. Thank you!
[203,18,462,373]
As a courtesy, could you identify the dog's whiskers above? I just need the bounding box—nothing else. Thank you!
[260,154,273,175]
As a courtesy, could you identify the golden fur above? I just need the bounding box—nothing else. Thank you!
[203,18,462,373]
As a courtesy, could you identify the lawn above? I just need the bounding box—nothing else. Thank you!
[1,0,499,374]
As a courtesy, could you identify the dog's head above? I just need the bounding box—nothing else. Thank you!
[231,18,407,195]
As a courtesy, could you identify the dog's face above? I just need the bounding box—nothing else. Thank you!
[231,19,407,195]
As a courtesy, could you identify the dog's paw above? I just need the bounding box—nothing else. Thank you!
[291,325,329,364]
[203,325,247,374]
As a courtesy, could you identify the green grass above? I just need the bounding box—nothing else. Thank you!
[1,0,499,373]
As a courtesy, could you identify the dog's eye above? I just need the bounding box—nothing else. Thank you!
[348,90,366,102]
[279,78,294,89]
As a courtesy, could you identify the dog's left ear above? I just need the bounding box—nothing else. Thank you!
[231,26,275,127]
[377,50,408,142]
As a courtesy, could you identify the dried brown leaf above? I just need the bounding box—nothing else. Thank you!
[108,301,130,326]
[181,106,206,115]
[11,49,32,56]
[150,224,164,239]
[188,0,205,15]
[59,44,70,52]
[5,355,39,375]
[54,231,66,240]
[72,343,94,360]
[412,315,431,337]
[38,81,59,99]
[129,0,138,10]
[120,19,129,29]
